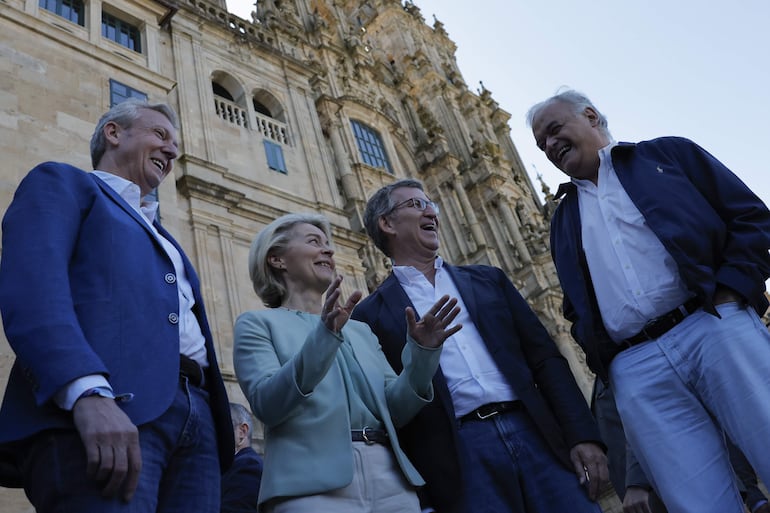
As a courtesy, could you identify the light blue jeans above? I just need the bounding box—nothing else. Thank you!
[610,302,770,513]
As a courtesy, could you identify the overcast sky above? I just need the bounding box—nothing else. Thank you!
[228,0,770,206]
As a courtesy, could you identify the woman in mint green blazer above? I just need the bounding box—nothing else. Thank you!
[233,213,461,513]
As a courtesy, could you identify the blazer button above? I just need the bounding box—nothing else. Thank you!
[168,313,179,324]
[165,273,177,284]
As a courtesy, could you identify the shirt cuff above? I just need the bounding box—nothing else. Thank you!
[54,374,112,411]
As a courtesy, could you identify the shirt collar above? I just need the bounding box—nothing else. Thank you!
[91,170,159,223]
[393,256,443,285]
[571,140,617,190]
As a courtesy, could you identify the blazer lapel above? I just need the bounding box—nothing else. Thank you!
[445,265,479,323]
[90,174,160,241]
[378,274,413,333]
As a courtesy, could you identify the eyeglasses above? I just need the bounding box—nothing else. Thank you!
[387,197,440,215]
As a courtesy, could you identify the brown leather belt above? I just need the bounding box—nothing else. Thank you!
[621,297,701,348]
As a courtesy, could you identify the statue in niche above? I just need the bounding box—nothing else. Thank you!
[441,62,460,85]
[470,136,500,162]
[470,137,482,159]
[378,98,398,121]
[345,26,363,53]
[416,104,443,140]
[256,0,281,30]
[308,8,327,33]
[336,57,353,93]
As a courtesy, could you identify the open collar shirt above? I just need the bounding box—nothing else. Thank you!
[574,142,691,342]
[393,256,516,417]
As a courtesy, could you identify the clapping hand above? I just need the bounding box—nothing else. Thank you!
[406,295,462,348]
[321,275,363,334]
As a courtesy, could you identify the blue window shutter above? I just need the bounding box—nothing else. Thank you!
[264,140,287,174]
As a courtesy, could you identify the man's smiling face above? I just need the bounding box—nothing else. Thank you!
[381,186,440,265]
[531,100,609,183]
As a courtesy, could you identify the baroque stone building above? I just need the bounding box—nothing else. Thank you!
[0,0,609,510]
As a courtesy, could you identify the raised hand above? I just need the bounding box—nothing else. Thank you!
[406,295,462,349]
[321,275,363,334]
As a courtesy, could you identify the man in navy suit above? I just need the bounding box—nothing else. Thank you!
[221,403,263,513]
[0,99,233,512]
[352,179,607,513]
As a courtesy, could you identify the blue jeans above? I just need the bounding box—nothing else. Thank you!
[19,377,221,513]
[610,302,770,513]
[456,409,601,513]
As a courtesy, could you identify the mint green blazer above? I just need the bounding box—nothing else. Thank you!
[233,308,440,507]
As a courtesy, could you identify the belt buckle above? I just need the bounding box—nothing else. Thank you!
[361,426,375,445]
[476,405,499,420]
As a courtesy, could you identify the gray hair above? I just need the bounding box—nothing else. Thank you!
[525,89,611,139]
[229,403,254,434]
[363,179,424,258]
[90,99,179,168]
[248,213,332,308]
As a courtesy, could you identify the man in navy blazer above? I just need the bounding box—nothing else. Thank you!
[0,99,233,512]
[528,89,770,512]
[352,179,607,513]
[221,403,263,513]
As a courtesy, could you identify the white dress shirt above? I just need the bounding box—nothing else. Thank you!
[393,257,516,417]
[54,171,207,410]
[574,142,692,342]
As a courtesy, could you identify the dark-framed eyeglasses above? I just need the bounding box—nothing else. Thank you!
[387,197,440,215]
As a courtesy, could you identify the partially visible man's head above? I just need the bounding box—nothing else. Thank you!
[364,179,440,264]
[229,403,254,452]
[527,90,611,183]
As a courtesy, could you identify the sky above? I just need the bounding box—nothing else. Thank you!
[227,0,770,205]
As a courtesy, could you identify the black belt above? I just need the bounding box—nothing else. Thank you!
[351,428,389,446]
[179,354,206,389]
[621,297,701,348]
[460,401,522,423]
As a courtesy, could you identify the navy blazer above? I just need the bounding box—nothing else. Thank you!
[352,264,601,513]
[221,447,263,513]
[0,162,233,485]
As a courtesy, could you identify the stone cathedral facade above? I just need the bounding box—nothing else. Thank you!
[0,0,612,510]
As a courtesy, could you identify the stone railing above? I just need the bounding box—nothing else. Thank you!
[214,96,248,128]
[255,111,288,144]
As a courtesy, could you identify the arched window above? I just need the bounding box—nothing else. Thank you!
[252,90,287,144]
[350,120,392,173]
[252,100,271,117]
[211,73,248,128]
[213,83,234,101]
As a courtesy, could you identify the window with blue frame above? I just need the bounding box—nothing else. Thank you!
[39,0,85,26]
[102,11,141,53]
[264,140,286,174]
[109,80,147,107]
[350,120,392,173]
